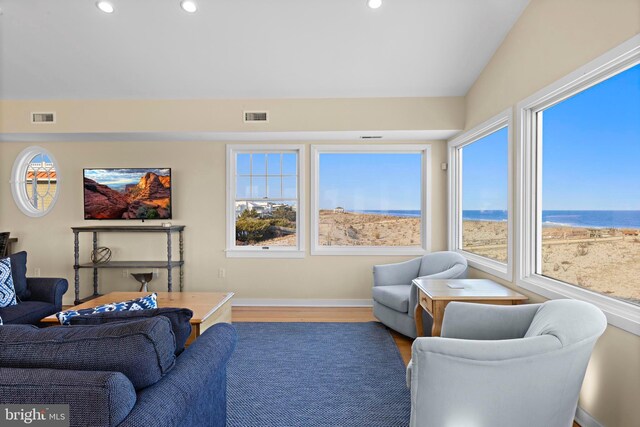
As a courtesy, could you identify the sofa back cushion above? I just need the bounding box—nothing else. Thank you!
[69,308,193,355]
[0,317,176,390]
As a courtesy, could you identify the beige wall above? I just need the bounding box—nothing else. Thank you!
[0,139,449,306]
[0,97,464,133]
[463,1,640,426]
[0,97,460,304]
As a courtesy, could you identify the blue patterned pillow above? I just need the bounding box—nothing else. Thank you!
[56,293,158,325]
[0,257,17,308]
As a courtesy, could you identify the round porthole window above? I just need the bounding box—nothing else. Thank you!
[11,146,61,217]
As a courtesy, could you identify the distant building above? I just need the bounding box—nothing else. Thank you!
[334,207,345,213]
[26,165,57,211]
[235,201,296,217]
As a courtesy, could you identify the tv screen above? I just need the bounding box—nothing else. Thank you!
[83,168,172,220]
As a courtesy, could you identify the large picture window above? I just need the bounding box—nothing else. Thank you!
[518,37,640,334]
[311,145,431,255]
[448,111,512,280]
[226,145,304,258]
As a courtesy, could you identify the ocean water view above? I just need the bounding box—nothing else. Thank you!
[463,210,640,229]
[353,209,421,218]
[347,209,640,229]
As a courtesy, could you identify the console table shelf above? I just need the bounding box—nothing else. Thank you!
[72,225,185,304]
[77,261,184,269]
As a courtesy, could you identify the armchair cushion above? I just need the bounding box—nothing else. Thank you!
[441,302,540,340]
[8,251,30,300]
[0,301,56,325]
[372,285,411,313]
[0,317,176,390]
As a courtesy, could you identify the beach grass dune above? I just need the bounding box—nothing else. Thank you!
[318,210,420,247]
[261,212,639,306]
[463,220,640,305]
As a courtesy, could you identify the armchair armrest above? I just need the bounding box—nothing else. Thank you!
[440,302,540,340]
[0,367,136,427]
[373,257,421,287]
[26,278,68,310]
[416,263,467,281]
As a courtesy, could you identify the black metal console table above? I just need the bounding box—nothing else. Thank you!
[72,225,185,304]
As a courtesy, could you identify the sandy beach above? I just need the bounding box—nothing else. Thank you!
[318,210,421,246]
[463,220,640,305]
[261,212,639,305]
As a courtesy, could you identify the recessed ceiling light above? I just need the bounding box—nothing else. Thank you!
[180,1,198,13]
[367,0,382,9]
[96,1,114,14]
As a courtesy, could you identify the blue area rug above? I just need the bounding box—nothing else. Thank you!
[227,322,410,427]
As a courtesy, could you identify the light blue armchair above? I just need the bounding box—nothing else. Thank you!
[372,251,467,338]
[407,299,607,427]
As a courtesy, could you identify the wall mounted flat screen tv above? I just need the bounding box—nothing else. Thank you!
[83,168,172,220]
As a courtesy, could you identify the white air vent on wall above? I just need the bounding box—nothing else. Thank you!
[244,111,269,123]
[31,112,56,124]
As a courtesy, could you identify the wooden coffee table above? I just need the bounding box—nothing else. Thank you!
[413,279,527,337]
[42,292,234,345]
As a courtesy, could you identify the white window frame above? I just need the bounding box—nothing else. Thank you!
[448,109,513,281]
[516,34,640,335]
[311,144,431,256]
[10,145,61,218]
[226,144,305,258]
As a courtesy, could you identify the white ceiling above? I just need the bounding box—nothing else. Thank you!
[0,0,529,100]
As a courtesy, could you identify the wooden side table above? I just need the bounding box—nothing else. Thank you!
[413,279,528,337]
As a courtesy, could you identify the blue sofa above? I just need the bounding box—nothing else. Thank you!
[0,277,68,324]
[0,318,237,427]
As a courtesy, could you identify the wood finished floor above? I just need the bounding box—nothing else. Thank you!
[232,306,581,427]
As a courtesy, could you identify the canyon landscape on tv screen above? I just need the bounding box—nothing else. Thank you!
[83,168,172,220]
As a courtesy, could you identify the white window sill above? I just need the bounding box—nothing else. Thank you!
[518,274,640,336]
[456,249,512,281]
[226,249,305,259]
[311,247,427,256]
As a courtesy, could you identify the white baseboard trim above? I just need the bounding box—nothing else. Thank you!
[575,406,603,427]
[232,298,373,307]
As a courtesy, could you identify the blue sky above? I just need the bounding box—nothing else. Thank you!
[463,63,640,211]
[462,127,508,210]
[319,153,421,210]
[85,168,170,191]
[542,63,640,210]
